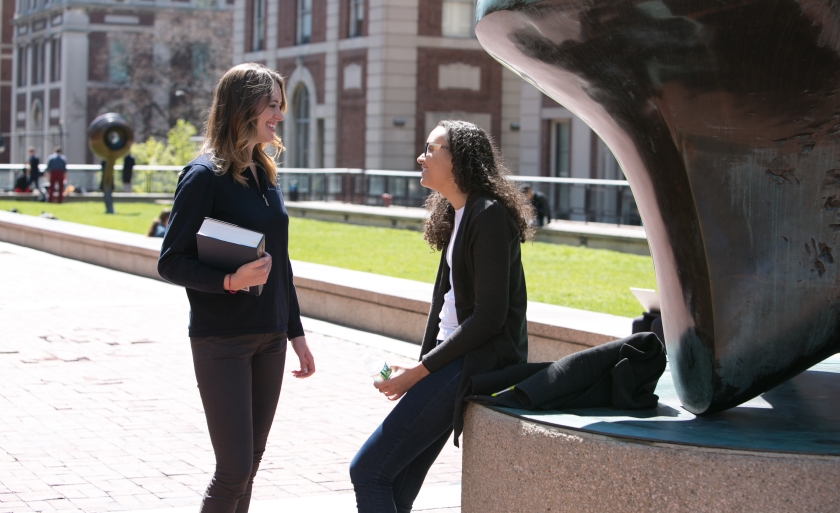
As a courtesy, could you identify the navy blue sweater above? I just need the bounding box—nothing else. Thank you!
[158,154,304,339]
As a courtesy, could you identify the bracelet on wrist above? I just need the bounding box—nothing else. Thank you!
[227,274,237,294]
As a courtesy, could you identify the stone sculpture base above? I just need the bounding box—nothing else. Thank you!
[462,356,840,512]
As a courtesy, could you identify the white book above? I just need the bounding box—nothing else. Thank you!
[630,287,660,313]
[196,218,266,296]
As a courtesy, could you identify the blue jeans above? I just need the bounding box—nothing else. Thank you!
[350,357,464,513]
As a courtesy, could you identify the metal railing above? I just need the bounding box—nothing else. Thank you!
[0,164,641,226]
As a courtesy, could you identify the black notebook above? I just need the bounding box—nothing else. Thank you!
[196,218,266,296]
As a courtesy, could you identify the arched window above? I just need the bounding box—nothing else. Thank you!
[294,85,310,168]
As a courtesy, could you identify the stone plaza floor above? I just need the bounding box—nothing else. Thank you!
[0,241,461,512]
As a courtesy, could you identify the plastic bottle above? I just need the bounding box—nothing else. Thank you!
[363,354,392,382]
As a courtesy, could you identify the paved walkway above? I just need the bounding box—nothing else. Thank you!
[0,241,461,512]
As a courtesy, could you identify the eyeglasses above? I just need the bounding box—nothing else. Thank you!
[423,142,449,156]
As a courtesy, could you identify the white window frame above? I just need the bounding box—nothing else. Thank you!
[108,39,129,83]
[49,37,61,82]
[293,85,310,168]
[17,45,28,87]
[442,0,476,38]
[349,0,364,38]
[251,0,266,51]
[297,0,312,45]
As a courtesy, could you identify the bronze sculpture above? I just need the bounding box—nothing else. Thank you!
[88,113,134,214]
[475,0,840,413]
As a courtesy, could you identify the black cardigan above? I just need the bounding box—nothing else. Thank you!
[158,154,304,339]
[419,195,528,444]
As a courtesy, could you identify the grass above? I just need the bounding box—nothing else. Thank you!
[1,200,656,317]
[0,200,168,234]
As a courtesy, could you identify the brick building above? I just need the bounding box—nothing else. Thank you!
[0,0,14,165]
[10,0,233,167]
[234,0,631,221]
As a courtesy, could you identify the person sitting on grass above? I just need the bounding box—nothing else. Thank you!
[146,209,170,238]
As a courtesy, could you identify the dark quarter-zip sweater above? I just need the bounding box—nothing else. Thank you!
[158,154,304,339]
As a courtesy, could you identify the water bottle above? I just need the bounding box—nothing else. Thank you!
[363,354,392,382]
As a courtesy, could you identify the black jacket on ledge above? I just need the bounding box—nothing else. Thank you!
[419,194,529,446]
[158,154,304,339]
[466,332,666,411]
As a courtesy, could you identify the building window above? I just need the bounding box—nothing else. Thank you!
[297,0,312,45]
[442,0,475,38]
[551,120,571,219]
[192,43,209,80]
[553,121,570,178]
[31,41,45,85]
[595,137,622,180]
[349,0,364,37]
[250,0,266,51]
[108,39,129,83]
[31,99,42,128]
[293,85,310,167]
[50,37,61,82]
[17,46,27,87]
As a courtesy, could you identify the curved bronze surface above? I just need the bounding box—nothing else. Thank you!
[475,0,840,413]
[88,113,134,163]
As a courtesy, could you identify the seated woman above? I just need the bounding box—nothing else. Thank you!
[147,209,170,238]
[350,120,534,513]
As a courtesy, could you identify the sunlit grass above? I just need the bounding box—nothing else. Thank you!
[0,200,167,234]
[1,200,656,317]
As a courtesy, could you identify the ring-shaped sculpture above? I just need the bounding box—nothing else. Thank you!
[475,0,840,414]
[88,113,134,214]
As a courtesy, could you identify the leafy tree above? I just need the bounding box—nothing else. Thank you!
[132,119,199,166]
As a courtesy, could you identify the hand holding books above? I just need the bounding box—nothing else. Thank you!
[196,218,267,296]
[224,253,272,293]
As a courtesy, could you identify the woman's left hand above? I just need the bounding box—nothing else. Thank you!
[290,336,315,378]
[374,361,430,401]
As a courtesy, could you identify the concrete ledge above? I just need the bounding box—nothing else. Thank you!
[0,211,631,362]
[285,201,427,231]
[0,210,163,280]
[535,221,650,256]
[462,404,840,512]
[285,201,650,255]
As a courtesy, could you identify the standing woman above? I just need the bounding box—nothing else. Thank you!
[350,120,534,512]
[158,63,315,513]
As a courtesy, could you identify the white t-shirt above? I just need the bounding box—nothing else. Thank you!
[437,206,465,342]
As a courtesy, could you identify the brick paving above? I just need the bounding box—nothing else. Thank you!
[0,241,461,512]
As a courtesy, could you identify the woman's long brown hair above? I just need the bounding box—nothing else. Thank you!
[201,63,286,186]
[423,120,534,250]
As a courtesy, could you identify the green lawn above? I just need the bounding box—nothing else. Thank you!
[1,200,656,317]
[1,200,168,234]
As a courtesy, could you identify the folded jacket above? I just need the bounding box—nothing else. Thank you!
[466,332,666,410]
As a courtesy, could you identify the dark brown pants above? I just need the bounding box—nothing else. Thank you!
[190,332,287,513]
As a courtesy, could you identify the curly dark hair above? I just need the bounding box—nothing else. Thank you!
[423,120,535,250]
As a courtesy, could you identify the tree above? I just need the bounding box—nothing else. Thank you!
[133,119,199,166]
[86,9,231,146]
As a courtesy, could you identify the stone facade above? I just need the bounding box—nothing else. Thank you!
[0,0,14,165]
[234,0,526,172]
[10,0,233,167]
[232,0,627,221]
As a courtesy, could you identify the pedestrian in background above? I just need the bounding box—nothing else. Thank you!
[122,153,135,192]
[26,147,41,197]
[350,120,534,512]
[158,63,315,513]
[522,185,550,227]
[45,147,68,203]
